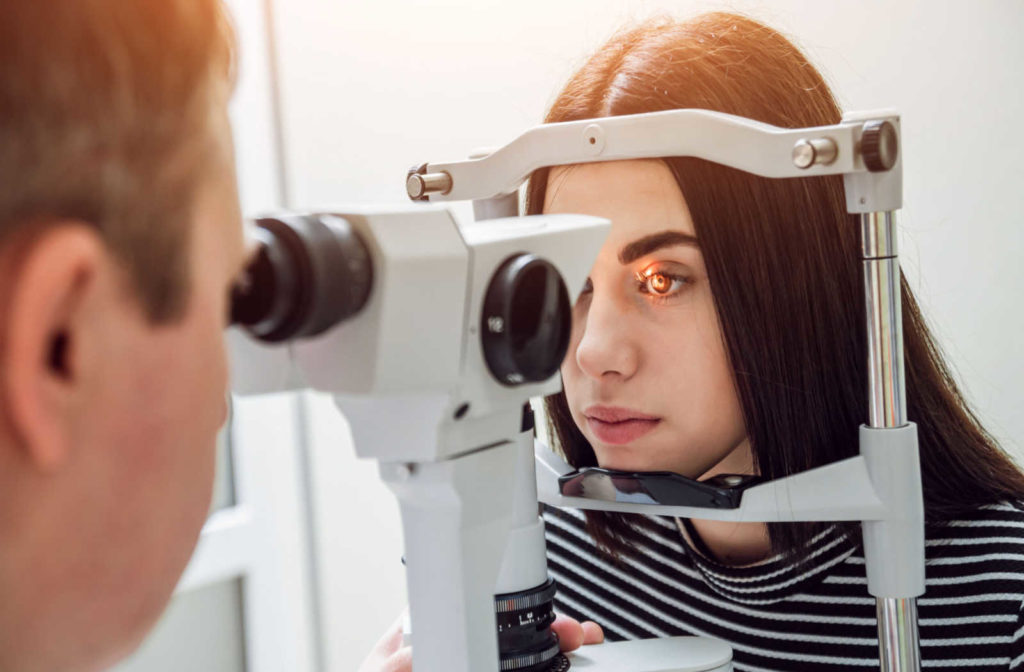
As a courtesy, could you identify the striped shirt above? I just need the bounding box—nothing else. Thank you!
[543,501,1024,671]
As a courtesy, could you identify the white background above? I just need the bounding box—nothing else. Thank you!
[266,1,1022,669]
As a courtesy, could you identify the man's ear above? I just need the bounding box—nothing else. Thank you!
[1,224,108,471]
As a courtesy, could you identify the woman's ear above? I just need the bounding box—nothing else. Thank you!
[0,224,108,471]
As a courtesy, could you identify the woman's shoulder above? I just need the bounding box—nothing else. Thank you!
[922,500,1024,594]
[926,500,1024,542]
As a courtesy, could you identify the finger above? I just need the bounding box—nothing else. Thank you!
[383,646,413,672]
[373,612,406,656]
[550,613,584,652]
[581,620,605,645]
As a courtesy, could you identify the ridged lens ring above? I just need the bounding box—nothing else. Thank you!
[495,578,569,672]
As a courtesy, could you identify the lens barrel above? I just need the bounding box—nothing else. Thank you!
[496,578,570,671]
[481,254,571,387]
[231,214,372,342]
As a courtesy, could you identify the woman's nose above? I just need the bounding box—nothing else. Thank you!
[573,295,639,381]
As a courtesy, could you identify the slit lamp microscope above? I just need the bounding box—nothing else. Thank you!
[230,108,921,672]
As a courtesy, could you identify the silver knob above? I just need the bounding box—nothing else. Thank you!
[792,137,838,169]
[406,171,453,200]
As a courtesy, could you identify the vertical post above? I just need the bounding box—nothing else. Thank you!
[382,443,518,672]
[860,211,921,672]
[861,211,906,428]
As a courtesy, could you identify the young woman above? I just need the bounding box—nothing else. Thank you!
[535,12,1024,671]
[362,11,1024,672]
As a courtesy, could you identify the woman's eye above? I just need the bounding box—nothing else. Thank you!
[636,269,688,298]
[578,277,594,298]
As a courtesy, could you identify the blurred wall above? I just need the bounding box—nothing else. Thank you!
[267,1,1024,669]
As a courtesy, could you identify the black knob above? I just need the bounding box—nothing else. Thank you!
[861,120,899,172]
[481,254,571,386]
[231,214,372,342]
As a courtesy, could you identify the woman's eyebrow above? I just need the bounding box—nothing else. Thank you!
[618,230,699,264]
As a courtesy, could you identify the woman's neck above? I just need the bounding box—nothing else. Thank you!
[685,438,771,565]
[684,517,771,565]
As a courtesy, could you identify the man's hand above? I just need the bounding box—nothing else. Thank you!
[358,611,604,671]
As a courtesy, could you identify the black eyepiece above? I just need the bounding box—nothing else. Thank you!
[230,214,372,342]
[481,254,571,386]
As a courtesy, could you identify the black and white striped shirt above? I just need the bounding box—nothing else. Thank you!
[543,501,1024,670]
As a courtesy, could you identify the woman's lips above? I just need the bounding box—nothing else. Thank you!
[584,406,661,445]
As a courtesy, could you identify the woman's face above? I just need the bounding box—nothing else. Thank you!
[545,159,750,478]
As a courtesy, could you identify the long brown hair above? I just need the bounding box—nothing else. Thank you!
[529,13,1024,558]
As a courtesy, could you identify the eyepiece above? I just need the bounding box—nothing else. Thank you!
[230,214,372,342]
[481,254,571,386]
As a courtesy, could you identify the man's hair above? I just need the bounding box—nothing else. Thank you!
[0,0,235,321]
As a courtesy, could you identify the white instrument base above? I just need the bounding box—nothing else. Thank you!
[565,636,732,671]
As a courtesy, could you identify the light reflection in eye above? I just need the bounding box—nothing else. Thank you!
[635,268,688,299]
[649,273,672,294]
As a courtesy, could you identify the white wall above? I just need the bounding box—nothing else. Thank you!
[268,1,1024,669]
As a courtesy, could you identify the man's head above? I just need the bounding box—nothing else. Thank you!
[0,2,243,670]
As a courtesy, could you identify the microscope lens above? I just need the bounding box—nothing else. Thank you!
[495,578,570,671]
[230,214,372,342]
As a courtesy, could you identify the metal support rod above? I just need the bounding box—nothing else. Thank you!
[877,599,921,672]
[861,211,920,671]
[861,211,907,428]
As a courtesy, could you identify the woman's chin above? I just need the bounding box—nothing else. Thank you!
[593,446,700,477]
[593,445,658,473]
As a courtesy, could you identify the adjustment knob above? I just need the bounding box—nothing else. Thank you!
[861,120,899,172]
[481,254,571,386]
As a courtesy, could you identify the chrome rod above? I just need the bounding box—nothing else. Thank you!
[861,211,906,428]
[862,210,920,670]
[877,598,921,671]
